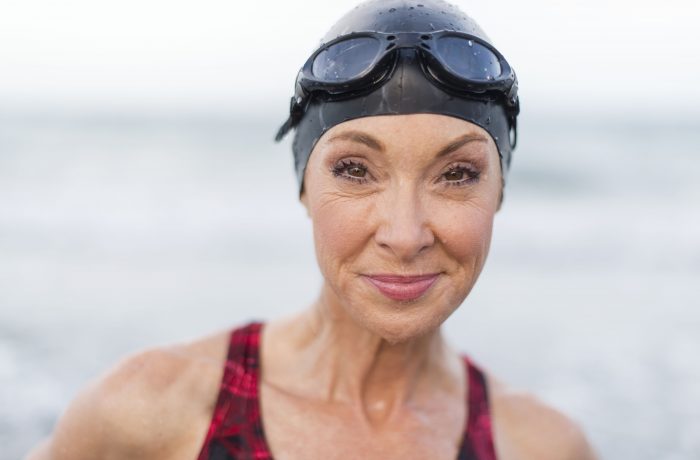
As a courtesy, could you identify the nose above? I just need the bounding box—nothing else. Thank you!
[374,183,435,261]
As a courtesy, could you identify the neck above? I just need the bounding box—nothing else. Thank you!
[271,283,460,425]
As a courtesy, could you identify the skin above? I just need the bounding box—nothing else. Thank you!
[26,114,597,460]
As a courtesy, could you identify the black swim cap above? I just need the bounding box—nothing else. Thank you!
[279,0,520,192]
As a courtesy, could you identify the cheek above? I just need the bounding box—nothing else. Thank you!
[441,175,501,263]
[310,194,373,278]
[434,199,496,268]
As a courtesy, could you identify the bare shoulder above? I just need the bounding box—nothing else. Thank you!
[487,374,598,460]
[25,329,232,460]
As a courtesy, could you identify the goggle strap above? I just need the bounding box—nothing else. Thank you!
[275,96,307,142]
[275,117,293,142]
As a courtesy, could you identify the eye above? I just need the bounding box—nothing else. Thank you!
[439,164,481,186]
[331,159,370,183]
[444,169,466,181]
[346,164,367,178]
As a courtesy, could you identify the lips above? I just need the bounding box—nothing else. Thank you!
[363,273,441,302]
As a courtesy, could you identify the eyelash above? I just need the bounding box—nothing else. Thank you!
[330,160,481,187]
[439,163,482,187]
[331,159,369,184]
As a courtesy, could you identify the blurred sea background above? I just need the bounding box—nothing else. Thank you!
[1,1,699,459]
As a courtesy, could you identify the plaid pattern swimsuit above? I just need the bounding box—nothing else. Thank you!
[197,322,497,460]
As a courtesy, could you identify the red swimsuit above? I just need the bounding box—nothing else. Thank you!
[197,322,497,460]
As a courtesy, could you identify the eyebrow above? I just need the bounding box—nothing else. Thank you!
[328,130,488,157]
[436,133,489,158]
[328,130,385,151]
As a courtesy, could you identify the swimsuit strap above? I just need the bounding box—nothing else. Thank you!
[458,356,498,460]
[197,321,272,460]
[198,323,497,460]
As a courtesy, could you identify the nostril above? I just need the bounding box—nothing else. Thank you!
[374,220,435,260]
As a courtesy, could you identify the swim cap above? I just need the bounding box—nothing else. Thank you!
[276,0,520,192]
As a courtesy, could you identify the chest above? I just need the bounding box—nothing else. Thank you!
[259,383,466,460]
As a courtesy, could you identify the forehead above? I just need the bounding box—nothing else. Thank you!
[316,113,497,156]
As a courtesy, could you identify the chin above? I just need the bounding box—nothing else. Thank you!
[343,290,463,345]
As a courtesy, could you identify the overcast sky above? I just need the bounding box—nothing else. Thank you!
[1,0,698,116]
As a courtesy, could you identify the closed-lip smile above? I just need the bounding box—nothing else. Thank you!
[363,273,441,302]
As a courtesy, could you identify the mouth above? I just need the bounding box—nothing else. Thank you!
[362,273,441,302]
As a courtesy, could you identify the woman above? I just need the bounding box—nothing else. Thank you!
[28,1,597,459]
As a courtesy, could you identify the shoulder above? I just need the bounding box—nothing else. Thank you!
[486,373,598,460]
[29,329,232,460]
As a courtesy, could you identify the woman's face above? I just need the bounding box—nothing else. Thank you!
[301,114,502,343]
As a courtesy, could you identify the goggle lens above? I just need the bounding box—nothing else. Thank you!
[435,36,502,81]
[311,37,381,82]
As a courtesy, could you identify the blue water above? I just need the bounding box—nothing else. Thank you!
[1,109,698,459]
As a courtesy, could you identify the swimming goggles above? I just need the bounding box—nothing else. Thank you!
[276,30,520,141]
